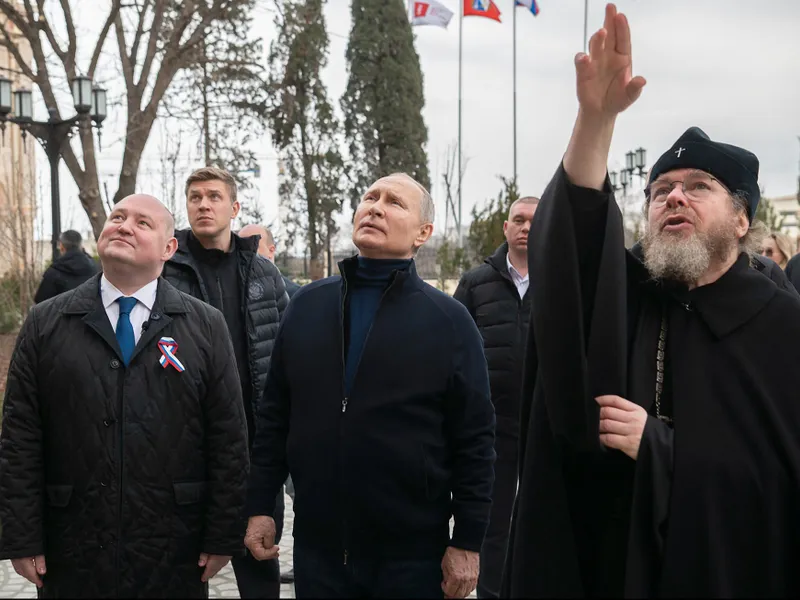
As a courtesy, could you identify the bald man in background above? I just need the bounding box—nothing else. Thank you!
[0,195,249,598]
[239,224,301,298]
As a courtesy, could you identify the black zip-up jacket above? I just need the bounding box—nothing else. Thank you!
[454,242,531,436]
[162,229,289,426]
[245,256,496,560]
[34,249,99,303]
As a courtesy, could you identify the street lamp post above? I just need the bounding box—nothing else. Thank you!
[0,75,106,262]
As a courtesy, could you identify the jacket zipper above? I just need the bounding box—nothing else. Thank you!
[338,271,398,564]
[339,276,349,565]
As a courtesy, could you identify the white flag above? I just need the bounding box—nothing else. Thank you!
[409,0,454,29]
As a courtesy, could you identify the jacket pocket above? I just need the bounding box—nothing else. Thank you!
[46,484,73,507]
[173,481,207,506]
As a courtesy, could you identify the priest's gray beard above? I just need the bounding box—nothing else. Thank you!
[641,215,739,285]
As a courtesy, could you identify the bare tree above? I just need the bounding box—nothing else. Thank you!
[0,150,44,332]
[0,0,259,240]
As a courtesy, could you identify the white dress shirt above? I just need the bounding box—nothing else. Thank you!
[100,275,158,345]
[506,253,530,299]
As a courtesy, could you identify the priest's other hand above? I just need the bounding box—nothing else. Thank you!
[575,3,646,119]
[198,553,231,582]
[244,515,280,561]
[441,546,479,599]
[596,394,648,460]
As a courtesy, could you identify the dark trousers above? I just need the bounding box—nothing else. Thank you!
[232,490,285,599]
[294,544,444,599]
[477,430,519,599]
[232,552,280,599]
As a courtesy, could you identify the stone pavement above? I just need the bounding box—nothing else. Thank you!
[0,492,297,599]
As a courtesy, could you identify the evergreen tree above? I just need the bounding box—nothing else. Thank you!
[341,0,430,210]
[467,177,520,264]
[269,0,345,280]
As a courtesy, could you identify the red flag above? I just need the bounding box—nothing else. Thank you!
[463,0,501,22]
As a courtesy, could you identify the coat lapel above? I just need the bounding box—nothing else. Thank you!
[129,279,188,365]
[62,274,125,361]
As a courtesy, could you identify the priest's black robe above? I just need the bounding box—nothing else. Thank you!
[504,164,800,597]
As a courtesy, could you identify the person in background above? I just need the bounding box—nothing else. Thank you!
[34,230,99,303]
[761,231,793,269]
[244,172,496,599]
[239,221,301,585]
[453,196,538,599]
[0,194,249,598]
[162,167,288,599]
[239,223,301,298]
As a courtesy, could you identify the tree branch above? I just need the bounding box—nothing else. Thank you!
[57,0,77,71]
[135,0,165,97]
[0,0,35,40]
[88,0,123,79]
[114,13,135,93]
[129,0,152,73]
[0,30,36,81]
[33,0,73,77]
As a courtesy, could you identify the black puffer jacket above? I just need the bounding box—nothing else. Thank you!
[454,243,530,435]
[34,249,98,303]
[0,275,249,598]
[162,230,288,420]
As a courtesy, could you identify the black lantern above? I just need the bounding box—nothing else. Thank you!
[0,77,11,116]
[625,150,635,172]
[91,86,107,123]
[13,88,32,121]
[71,75,92,114]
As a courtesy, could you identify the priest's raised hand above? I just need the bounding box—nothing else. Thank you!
[596,395,648,460]
[575,3,646,119]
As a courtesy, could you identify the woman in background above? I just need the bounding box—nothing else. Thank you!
[761,231,794,269]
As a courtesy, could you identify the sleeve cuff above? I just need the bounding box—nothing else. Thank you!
[449,518,489,553]
[245,488,277,518]
[559,162,613,212]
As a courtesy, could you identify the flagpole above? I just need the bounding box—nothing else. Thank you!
[583,0,588,52]
[457,0,463,245]
[513,2,517,184]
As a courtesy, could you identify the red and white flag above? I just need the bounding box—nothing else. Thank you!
[409,0,454,29]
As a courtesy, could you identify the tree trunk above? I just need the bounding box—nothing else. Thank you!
[112,108,158,205]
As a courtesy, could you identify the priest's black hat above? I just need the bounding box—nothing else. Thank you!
[646,127,760,221]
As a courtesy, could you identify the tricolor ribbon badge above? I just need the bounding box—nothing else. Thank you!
[157,337,186,372]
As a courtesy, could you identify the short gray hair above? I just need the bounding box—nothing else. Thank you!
[509,196,539,217]
[389,172,435,225]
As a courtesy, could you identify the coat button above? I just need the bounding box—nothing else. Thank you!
[110,359,120,369]
[100,481,107,487]
[103,420,110,427]
[151,313,161,321]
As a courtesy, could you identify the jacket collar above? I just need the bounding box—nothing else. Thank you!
[61,274,189,364]
[631,251,777,339]
[486,242,512,281]
[338,254,422,294]
[171,228,259,265]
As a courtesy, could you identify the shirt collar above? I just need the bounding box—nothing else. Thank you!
[506,253,529,282]
[100,274,158,311]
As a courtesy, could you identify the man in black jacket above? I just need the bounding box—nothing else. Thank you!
[244,172,496,599]
[34,230,98,303]
[0,194,249,598]
[453,195,538,599]
[161,167,288,599]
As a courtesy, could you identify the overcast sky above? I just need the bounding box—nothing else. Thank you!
[47,0,800,247]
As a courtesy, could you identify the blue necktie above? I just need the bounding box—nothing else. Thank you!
[116,297,137,366]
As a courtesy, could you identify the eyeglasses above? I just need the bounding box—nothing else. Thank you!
[646,172,727,204]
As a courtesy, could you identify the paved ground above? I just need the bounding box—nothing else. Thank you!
[0,493,297,599]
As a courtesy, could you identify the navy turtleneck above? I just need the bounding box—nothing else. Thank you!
[344,256,412,396]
